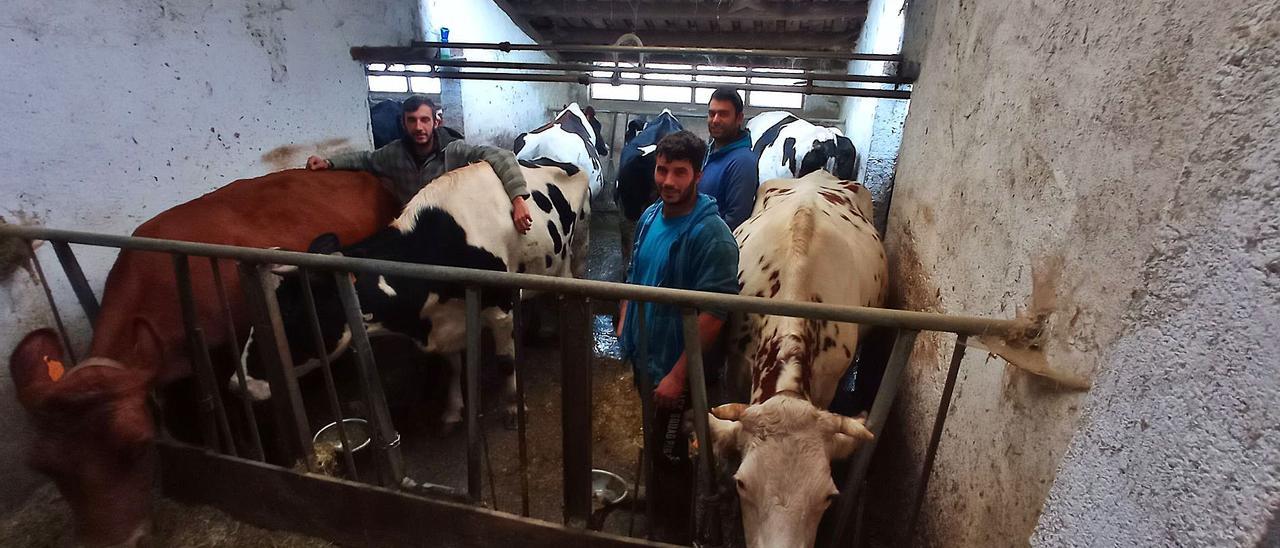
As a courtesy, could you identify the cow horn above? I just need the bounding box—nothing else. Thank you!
[836,415,874,442]
[710,403,748,421]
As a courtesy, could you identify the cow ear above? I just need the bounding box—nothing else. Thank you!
[707,412,744,460]
[8,328,67,407]
[308,233,341,255]
[826,413,874,460]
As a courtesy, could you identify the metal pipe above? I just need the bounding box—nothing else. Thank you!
[373,59,913,85]
[376,41,900,61]
[50,241,100,325]
[172,254,233,455]
[333,270,405,488]
[367,70,911,100]
[26,241,78,365]
[829,329,919,548]
[906,335,969,544]
[0,226,1023,337]
[681,308,719,546]
[300,270,360,482]
[560,295,594,527]
[465,287,483,503]
[635,303,657,541]
[513,295,531,517]
[210,258,265,461]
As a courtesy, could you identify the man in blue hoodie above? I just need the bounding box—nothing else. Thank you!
[700,87,760,231]
[616,130,740,543]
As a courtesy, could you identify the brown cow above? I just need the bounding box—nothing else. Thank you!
[8,169,398,546]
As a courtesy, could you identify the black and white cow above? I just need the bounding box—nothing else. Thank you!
[709,169,886,548]
[747,111,859,183]
[237,160,590,430]
[515,103,605,198]
[614,109,684,222]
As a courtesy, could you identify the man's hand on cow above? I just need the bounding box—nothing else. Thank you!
[512,196,533,234]
[306,155,331,171]
[653,369,687,410]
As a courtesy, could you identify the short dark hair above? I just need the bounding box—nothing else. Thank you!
[654,131,707,172]
[402,95,439,117]
[710,87,744,114]
[583,106,596,117]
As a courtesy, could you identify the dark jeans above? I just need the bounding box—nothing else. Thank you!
[642,387,692,544]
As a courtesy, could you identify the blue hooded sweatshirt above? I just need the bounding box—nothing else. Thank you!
[619,194,741,385]
[699,130,759,231]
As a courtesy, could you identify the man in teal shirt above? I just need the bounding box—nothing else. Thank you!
[616,130,740,543]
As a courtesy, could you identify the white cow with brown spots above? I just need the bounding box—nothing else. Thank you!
[709,169,887,548]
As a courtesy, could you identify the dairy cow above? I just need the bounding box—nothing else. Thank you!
[707,169,887,548]
[8,170,398,546]
[515,103,605,198]
[615,110,684,222]
[747,112,858,183]
[263,160,590,430]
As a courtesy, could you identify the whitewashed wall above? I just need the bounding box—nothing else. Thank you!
[0,0,421,512]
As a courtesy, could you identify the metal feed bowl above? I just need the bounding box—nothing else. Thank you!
[591,468,629,506]
[313,418,373,453]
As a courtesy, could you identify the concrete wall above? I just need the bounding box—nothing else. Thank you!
[0,0,421,513]
[837,0,908,229]
[868,0,1280,546]
[419,0,575,148]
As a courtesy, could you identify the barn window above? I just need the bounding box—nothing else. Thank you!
[694,65,748,103]
[748,68,805,109]
[366,63,441,94]
[590,63,803,109]
[590,61,641,100]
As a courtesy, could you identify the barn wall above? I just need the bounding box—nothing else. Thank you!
[870,0,1280,546]
[0,0,421,513]
[420,0,577,148]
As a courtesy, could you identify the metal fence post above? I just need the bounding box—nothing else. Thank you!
[332,271,404,488]
[906,335,970,544]
[465,287,483,502]
[300,270,360,481]
[513,295,531,517]
[50,241,100,325]
[237,262,312,469]
[681,308,721,546]
[560,294,593,527]
[209,258,265,462]
[172,254,237,456]
[829,329,919,548]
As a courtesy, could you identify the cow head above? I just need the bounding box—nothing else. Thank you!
[707,395,873,548]
[9,325,159,546]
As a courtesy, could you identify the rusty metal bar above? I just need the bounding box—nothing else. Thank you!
[465,287,483,502]
[26,241,78,366]
[172,254,235,455]
[829,329,919,548]
[238,262,313,469]
[49,241,99,325]
[561,295,593,527]
[333,270,404,488]
[0,226,1024,338]
[209,258,265,461]
[390,41,901,61]
[299,270,360,482]
[635,302,656,541]
[906,335,970,544]
[513,295,531,517]
[680,308,720,545]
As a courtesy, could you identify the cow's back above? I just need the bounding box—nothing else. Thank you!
[731,170,887,406]
[91,169,399,380]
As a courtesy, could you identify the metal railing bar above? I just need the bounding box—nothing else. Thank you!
[49,241,100,325]
[238,262,314,470]
[465,287,484,503]
[210,258,265,461]
[635,303,656,541]
[513,296,531,517]
[829,329,919,548]
[0,226,1025,337]
[372,58,913,84]
[681,308,720,546]
[26,241,78,365]
[300,269,360,482]
[333,270,404,487]
[172,254,235,455]
[393,41,902,61]
[905,335,969,545]
[560,295,594,527]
